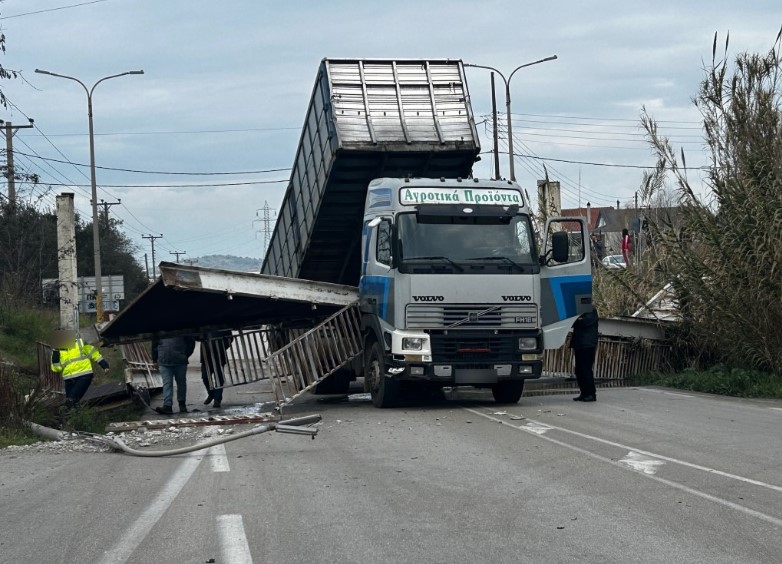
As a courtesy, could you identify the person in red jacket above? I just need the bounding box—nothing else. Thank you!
[621,228,631,266]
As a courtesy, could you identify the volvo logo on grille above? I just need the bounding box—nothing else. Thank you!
[448,306,500,328]
[502,295,532,302]
[413,295,444,302]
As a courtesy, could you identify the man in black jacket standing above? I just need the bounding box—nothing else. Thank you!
[571,306,599,402]
[151,335,196,415]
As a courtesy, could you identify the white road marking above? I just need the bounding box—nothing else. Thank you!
[471,408,782,494]
[98,452,204,564]
[620,451,665,475]
[639,389,694,398]
[218,514,254,564]
[769,407,782,412]
[465,409,782,527]
[208,444,230,472]
[523,422,553,435]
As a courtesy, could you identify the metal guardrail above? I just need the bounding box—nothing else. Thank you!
[202,302,363,405]
[543,335,673,381]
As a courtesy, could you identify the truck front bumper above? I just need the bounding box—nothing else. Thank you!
[386,358,543,385]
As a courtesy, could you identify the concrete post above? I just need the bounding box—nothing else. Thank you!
[56,193,79,330]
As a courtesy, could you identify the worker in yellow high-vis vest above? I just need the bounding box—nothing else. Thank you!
[50,329,110,408]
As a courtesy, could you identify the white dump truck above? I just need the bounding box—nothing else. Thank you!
[101,58,592,408]
[260,59,592,406]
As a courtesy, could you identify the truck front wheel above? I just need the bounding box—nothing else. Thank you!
[492,380,525,404]
[365,341,399,408]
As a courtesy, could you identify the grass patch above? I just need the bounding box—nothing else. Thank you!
[0,305,58,371]
[632,366,782,398]
[61,402,145,434]
[0,426,41,448]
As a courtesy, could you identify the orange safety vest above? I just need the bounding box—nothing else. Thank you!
[50,339,104,379]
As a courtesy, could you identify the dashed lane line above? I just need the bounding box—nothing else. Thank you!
[208,444,230,472]
[98,451,204,564]
[218,514,253,564]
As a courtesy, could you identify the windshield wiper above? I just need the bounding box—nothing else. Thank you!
[466,256,525,271]
[404,256,464,272]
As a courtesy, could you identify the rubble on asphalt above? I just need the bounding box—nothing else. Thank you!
[1,424,242,455]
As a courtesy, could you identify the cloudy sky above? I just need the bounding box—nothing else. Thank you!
[1,1,780,266]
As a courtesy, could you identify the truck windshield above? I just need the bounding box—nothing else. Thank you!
[397,212,536,273]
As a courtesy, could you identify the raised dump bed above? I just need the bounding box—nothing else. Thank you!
[261,58,481,285]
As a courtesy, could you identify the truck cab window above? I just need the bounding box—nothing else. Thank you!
[376,219,392,266]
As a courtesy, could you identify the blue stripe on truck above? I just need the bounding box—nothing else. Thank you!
[547,274,592,320]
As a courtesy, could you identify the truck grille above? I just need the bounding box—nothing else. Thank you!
[430,331,520,362]
[406,303,537,329]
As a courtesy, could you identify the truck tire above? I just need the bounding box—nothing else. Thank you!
[365,340,399,408]
[492,380,525,404]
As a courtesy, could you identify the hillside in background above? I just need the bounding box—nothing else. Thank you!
[193,255,260,272]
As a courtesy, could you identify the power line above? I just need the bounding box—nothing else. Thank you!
[510,111,702,125]
[28,179,289,188]
[0,0,111,20]
[17,125,300,137]
[14,151,291,175]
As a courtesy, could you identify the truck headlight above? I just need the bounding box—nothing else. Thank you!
[402,337,424,351]
[518,337,537,351]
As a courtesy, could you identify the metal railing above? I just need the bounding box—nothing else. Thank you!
[543,335,673,382]
[201,302,363,405]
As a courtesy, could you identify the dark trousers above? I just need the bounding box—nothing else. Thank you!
[201,355,226,402]
[574,347,597,397]
[64,373,94,405]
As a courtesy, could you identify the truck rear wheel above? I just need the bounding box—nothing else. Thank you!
[365,341,399,408]
[492,380,525,404]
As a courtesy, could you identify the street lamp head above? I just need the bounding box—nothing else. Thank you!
[129,70,144,75]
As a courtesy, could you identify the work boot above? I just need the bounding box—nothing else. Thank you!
[213,400,221,409]
[155,405,173,416]
[179,401,189,413]
[203,391,214,405]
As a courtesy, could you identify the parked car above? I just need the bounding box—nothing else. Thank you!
[601,254,626,269]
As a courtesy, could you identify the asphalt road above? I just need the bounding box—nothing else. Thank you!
[2,382,781,564]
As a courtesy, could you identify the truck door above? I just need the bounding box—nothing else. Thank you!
[539,217,593,349]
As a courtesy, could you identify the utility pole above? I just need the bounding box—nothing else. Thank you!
[634,191,639,269]
[55,193,78,330]
[3,119,35,206]
[490,73,500,180]
[182,258,199,266]
[98,198,121,223]
[142,234,163,279]
[169,250,186,263]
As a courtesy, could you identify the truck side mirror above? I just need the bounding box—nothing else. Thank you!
[551,231,569,263]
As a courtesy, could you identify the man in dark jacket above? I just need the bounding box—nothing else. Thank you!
[200,329,233,409]
[151,335,196,415]
[570,306,599,402]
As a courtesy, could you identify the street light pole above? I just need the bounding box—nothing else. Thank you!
[465,55,557,181]
[35,68,143,321]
